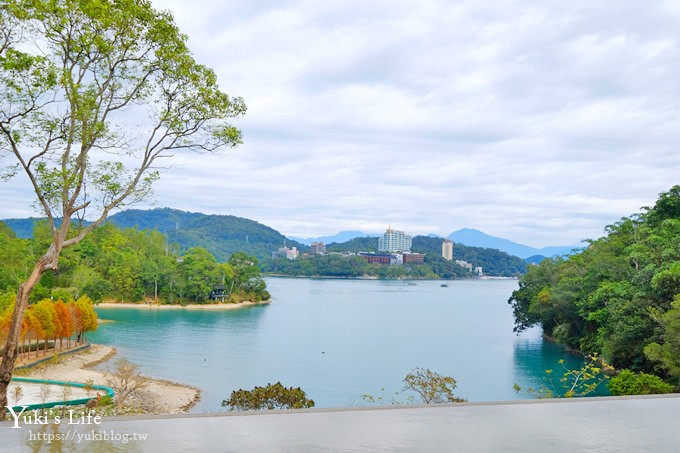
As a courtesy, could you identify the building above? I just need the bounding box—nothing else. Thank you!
[402,252,425,264]
[359,252,392,265]
[310,242,326,255]
[442,239,453,261]
[208,285,227,301]
[390,254,403,265]
[475,266,483,276]
[456,259,473,272]
[272,246,299,260]
[378,227,412,252]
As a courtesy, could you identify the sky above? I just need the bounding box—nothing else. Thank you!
[1,0,679,247]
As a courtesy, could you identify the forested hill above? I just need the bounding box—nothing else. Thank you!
[326,236,380,252]
[509,186,680,385]
[107,208,307,261]
[3,218,53,238]
[411,236,528,276]
[326,235,527,276]
[2,208,306,261]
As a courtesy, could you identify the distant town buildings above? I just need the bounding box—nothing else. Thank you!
[310,242,326,255]
[359,252,392,265]
[273,246,298,260]
[456,259,473,273]
[378,227,412,252]
[442,239,453,261]
[358,252,425,266]
[402,252,425,264]
[270,226,464,271]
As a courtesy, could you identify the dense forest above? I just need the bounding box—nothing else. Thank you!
[4,208,309,262]
[509,186,680,387]
[0,221,269,306]
[411,236,528,276]
[108,208,308,261]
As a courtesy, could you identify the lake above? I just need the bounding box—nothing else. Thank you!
[91,278,588,413]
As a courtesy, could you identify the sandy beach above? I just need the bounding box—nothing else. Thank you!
[96,300,270,310]
[20,345,199,414]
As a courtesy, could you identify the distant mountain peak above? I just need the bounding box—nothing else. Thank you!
[294,230,380,246]
[448,228,580,259]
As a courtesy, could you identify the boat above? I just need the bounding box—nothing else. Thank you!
[407,282,417,286]
[440,284,448,287]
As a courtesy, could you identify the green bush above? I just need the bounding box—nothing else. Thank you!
[222,382,315,411]
[608,369,675,395]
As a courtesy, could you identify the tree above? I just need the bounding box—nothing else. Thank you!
[176,247,221,302]
[222,382,315,411]
[105,358,148,409]
[402,367,466,404]
[73,296,98,342]
[608,369,675,396]
[32,299,56,355]
[644,294,680,382]
[509,185,680,377]
[0,0,245,413]
[53,299,72,349]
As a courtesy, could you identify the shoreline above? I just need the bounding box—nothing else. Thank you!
[265,274,516,281]
[265,274,475,281]
[96,300,270,310]
[19,344,200,415]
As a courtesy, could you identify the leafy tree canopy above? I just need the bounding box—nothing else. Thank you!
[0,0,247,413]
[509,186,680,389]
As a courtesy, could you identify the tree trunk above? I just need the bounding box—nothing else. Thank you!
[0,258,48,419]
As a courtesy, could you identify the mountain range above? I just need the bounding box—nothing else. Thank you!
[2,209,579,261]
[296,228,580,259]
[291,231,380,245]
[2,209,306,262]
[447,228,583,259]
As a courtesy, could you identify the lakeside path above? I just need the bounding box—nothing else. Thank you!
[96,301,270,310]
[20,344,199,414]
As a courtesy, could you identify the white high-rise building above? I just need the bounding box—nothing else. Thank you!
[378,227,412,252]
[442,239,453,261]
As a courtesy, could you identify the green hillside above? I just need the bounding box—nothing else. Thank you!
[412,236,528,276]
[3,218,50,238]
[327,236,379,252]
[509,185,680,380]
[108,208,307,261]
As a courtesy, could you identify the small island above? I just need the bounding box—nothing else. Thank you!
[0,222,270,308]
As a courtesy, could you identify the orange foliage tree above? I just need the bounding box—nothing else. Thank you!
[0,298,98,359]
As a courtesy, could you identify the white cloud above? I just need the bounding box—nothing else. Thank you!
[1,0,679,248]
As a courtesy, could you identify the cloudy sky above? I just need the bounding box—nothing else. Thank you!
[2,0,679,247]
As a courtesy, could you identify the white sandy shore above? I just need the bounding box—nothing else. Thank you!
[20,345,199,414]
[96,301,270,310]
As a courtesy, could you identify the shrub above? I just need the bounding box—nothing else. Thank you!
[608,370,674,395]
[222,382,314,411]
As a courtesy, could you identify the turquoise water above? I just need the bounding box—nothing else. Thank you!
[90,278,591,412]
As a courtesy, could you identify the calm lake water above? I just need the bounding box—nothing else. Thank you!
[91,278,589,413]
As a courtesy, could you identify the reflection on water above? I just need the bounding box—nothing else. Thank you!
[513,330,610,397]
[89,278,594,412]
